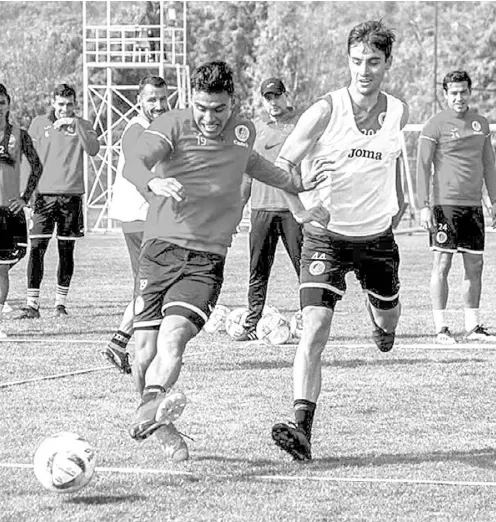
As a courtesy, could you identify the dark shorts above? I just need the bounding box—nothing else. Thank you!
[0,206,27,265]
[133,239,225,331]
[300,227,400,310]
[123,230,144,279]
[430,205,484,254]
[29,194,84,240]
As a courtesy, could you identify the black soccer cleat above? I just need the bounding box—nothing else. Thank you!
[365,299,395,353]
[18,306,40,319]
[55,305,68,317]
[103,345,132,374]
[272,422,312,461]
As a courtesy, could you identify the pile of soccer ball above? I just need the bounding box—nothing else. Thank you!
[33,432,96,493]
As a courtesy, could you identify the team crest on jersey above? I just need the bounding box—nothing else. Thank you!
[234,125,250,142]
[471,121,482,132]
[139,279,148,291]
[436,231,448,244]
[309,260,325,276]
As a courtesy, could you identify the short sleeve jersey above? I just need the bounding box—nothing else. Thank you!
[419,109,491,205]
[29,113,95,194]
[142,108,257,256]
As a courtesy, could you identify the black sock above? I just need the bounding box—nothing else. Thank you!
[294,399,316,442]
[109,330,131,351]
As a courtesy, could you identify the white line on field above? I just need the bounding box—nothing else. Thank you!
[2,462,496,488]
[0,366,114,388]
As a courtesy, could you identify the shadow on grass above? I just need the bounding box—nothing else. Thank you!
[68,493,145,505]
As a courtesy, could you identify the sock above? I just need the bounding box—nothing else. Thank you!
[55,285,69,307]
[27,288,40,310]
[432,309,447,333]
[464,308,480,333]
[294,399,316,442]
[142,385,166,403]
[108,330,131,353]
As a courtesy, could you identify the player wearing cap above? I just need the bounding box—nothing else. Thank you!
[236,78,303,341]
[417,70,496,344]
[20,84,99,319]
[122,61,330,460]
[104,76,169,374]
[0,84,43,337]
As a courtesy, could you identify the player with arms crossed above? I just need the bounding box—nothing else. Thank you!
[20,84,99,319]
[417,70,496,344]
[270,20,409,460]
[0,84,43,336]
[123,61,330,461]
[104,76,169,373]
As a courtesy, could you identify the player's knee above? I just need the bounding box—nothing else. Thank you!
[301,306,333,345]
[29,238,50,260]
[432,253,452,276]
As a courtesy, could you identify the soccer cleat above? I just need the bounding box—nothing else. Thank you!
[55,305,68,317]
[272,422,312,461]
[436,326,457,345]
[465,325,496,342]
[18,306,40,319]
[103,345,132,374]
[155,423,189,462]
[130,389,187,441]
[2,302,13,314]
[234,328,258,342]
[365,299,395,352]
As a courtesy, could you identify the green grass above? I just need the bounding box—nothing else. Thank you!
[2,230,496,521]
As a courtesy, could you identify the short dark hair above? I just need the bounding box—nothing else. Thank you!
[348,20,396,61]
[52,83,76,100]
[138,75,167,94]
[442,70,472,92]
[191,61,235,96]
[0,83,10,104]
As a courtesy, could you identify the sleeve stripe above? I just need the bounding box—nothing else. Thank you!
[419,135,437,143]
[144,129,174,151]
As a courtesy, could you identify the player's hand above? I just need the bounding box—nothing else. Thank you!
[148,177,185,201]
[8,197,27,214]
[420,206,433,231]
[302,158,334,191]
[53,117,75,130]
[296,204,330,228]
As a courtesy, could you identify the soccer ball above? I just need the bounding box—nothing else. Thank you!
[203,304,231,334]
[290,311,304,340]
[33,432,96,493]
[262,305,280,316]
[256,312,291,345]
[225,307,249,339]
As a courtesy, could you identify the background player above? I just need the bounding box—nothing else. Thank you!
[20,84,99,319]
[0,83,43,336]
[104,75,169,373]
[417,70,496,344]
[237,78,303,341]
[270,20,409,460]
[122,61,330,461]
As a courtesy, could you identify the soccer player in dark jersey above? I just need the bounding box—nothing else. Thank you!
[104,75,169,374]
[236,78,303,341]
[270,20,409,460]
[0,84,43,336]
[417,70,496,344]
[20,84,99,319]
[122,61,330,461]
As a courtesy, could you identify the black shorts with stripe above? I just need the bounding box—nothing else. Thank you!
[0,206,27,265]
[29,194,84,240]
[300,226,400,310]
[133,239,225,331]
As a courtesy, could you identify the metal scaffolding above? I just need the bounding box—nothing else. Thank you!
[82,0,190,231]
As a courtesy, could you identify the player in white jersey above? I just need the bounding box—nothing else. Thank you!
[104,76,169,374]
[271,20,409,460]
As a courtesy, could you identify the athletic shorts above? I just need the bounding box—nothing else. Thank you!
[123,230,144,279]
[430,205,484,254]
[0,206,27,265]
[29,194,84,240]
[133,239,225,331]
[300,226,400,310]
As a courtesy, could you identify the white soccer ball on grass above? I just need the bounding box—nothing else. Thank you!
[256,312,291,345]
[262,305,280,316]
[33,432,96,493]
[225,307,249,339]
[203,304,231,334]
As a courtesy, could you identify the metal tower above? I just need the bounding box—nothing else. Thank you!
[82,0,190,231]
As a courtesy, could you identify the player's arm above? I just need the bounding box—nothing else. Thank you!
[416,119,437,230]
[240,173,252,208]
[391,158,406,229]
[74,118,100,157]
[481,130,496,227]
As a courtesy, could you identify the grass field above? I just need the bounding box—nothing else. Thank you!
[2,229,496,521]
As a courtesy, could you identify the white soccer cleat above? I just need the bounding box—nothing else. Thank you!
[465,325,496,342]
[155,423,189,462]
[155,389,188,424]
[436,327,457,345]
[2,302,13,314]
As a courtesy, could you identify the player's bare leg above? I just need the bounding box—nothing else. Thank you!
[430,251,456,343]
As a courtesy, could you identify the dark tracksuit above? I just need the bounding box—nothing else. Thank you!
[244,109,303,331]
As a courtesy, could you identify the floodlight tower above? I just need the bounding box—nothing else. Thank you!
[82,0,190,231]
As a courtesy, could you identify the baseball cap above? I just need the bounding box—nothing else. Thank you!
[260,78,286,96]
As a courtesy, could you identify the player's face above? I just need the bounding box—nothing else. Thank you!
[0,94,10,123]
[348,43,391,96]
[444,81,471,113]
[52,95,76,119]
[138,84,169,122]
[192,90,233,139]
[262,92,288,120]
